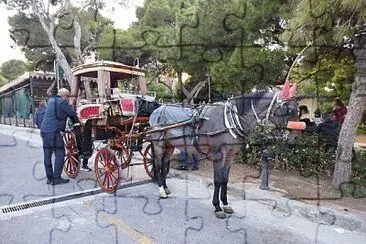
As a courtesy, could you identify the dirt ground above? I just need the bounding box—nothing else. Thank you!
[169,134,366,220]
[355,134,366,145]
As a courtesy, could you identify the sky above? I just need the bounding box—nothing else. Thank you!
[0,0,144,66]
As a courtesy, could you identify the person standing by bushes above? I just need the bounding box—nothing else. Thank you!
[332,97,347,125]
[304,114,341,151]
[176,151,200,171]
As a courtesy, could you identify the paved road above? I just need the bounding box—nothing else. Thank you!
[0,130,150,206]
[2,177,365,244]
[1,128,366,243]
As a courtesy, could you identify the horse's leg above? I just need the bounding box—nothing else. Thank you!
[151,142,167,198]
[212,150,227,219]
[220,165,234,214]
[220,151,235,214]
[162,145,174,195]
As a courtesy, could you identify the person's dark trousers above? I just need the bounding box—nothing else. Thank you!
[41,131,65,180]
[73,125,83,157]
[82,121,93,166]
[77,121,93,171]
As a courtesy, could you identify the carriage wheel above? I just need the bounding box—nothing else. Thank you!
[115,144,132,169]
[94,148,120,193]
[63,131,80,178]
[143,143,155,179]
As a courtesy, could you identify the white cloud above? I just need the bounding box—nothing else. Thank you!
[100,0,144,29]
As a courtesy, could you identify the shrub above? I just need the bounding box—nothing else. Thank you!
[238,126,365,182]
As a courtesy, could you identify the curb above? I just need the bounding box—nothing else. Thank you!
[171,169,366,233]
[2,124,366,232]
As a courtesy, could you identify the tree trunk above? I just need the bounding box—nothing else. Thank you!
[35,11,73,88]
[183,80,207,105]
[332,36,366,186]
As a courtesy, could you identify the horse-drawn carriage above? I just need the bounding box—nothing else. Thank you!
[63,61,159,192]
[63,62,300,218]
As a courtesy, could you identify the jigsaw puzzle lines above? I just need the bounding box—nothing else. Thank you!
[1,0,365,243]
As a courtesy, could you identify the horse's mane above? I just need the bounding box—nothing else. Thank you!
[232,90,272,100]
[231,90,274,115]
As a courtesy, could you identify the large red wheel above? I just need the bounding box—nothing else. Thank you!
[143,143,155,179]
[115,144,133,169]
[63,131,80,178]
[94,148,120,193]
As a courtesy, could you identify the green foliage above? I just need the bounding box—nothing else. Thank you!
[351,150,366,185]
[111,0,295,96]
[97,27,146,65]
[0,59,26,80]
[146,81,172,102]
[0,73,8,86]
[239,127,366,181]
[292,53,355,113]
[210,48,287,95]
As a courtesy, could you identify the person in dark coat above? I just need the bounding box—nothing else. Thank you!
[40,88,77,185]
[304,114,341,151]
[35,101,46,128]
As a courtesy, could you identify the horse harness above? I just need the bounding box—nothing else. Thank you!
[151,91,282,146]
[223,92,280,140]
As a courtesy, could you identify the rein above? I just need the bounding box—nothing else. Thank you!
[250,91,279,125]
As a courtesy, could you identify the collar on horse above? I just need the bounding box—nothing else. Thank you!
[224,100,246,140]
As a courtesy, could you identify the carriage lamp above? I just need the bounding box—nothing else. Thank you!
[120,98,136,116]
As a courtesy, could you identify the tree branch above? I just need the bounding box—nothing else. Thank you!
[34,7,73,88]
[191,80,207,98]
[73,16,83,64]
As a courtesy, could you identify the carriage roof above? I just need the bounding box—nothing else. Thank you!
[72,61,145,79]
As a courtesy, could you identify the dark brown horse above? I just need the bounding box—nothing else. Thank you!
[147,85,298,219]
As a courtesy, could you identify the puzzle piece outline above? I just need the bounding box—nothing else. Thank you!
[1,0,366,243]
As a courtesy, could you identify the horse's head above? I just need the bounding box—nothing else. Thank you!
[233,82,298,132]
[268,81,299,128]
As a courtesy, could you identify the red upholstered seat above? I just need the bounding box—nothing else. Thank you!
[79,106,100,119]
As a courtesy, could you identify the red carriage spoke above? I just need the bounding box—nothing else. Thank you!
[94,148,120,193]
[63,131,80,179]
[143,143,154,179]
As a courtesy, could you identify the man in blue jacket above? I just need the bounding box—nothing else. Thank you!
[40,88,77,185]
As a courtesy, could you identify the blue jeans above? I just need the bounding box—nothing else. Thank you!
[41,132,65,180]
[180,151,199,168]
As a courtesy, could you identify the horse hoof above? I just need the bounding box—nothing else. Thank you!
[159,186,167,199]
[165,187,171,195]
[215,211,227,219]
[223,206,234,214]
